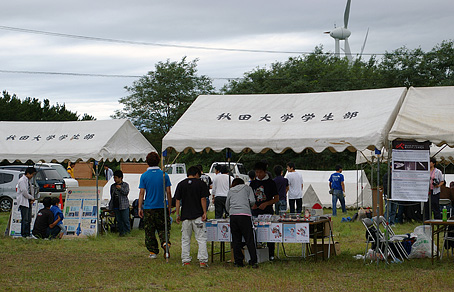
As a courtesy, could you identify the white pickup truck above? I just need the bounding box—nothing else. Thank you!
[164,163,187,174]
[208,162,249,182]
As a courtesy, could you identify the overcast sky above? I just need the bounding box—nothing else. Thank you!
[1,0,453,120]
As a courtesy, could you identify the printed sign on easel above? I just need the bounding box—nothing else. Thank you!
[63,188,98,237]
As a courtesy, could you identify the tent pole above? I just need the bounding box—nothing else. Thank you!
[162,150,169,263]
[356,163,359,211]
[95,160,99,236]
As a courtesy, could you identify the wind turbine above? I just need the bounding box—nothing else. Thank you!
[325,0,352,61]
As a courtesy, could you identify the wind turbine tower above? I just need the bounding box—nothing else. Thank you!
[325,0,352,61]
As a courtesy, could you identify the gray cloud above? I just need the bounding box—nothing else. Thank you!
[0,0,453,119]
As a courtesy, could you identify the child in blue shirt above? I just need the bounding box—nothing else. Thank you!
[50,197,66,239]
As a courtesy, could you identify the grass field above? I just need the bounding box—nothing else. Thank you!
[1,210,453,292]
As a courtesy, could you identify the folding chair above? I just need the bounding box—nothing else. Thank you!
[377,216,409,260]
[362,217,403,263]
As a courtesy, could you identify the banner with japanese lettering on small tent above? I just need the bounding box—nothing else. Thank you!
[0,119,156,237]
[163,87,407,154]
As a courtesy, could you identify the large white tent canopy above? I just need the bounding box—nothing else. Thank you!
[163,87,407,154]
[389,86,454,147]
[0,119,156,162]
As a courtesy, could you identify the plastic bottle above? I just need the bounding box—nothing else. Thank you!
[442,206,448,222]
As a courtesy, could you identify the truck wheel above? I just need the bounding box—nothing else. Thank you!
[0,197,13,212]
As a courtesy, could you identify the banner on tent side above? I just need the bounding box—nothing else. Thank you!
[63,188,99,237]
[391,141,430,202]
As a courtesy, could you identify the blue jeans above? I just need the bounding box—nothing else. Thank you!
[385,200,398,224]
[275,200,287,215]
[20,205,32,237]
[115,208,131,236]
[332,190,346,216]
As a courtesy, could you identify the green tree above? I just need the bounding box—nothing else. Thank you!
[378,40,454,87]
[113,57,214,150]
[0,91,95,121]
[222,46,384,94]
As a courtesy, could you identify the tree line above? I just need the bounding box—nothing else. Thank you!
[114,40,454,175]
[0,91,94,121]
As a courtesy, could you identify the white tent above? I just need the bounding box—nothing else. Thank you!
[0,119,155,162]
[389,86,454,147]
[163,87,407,154]
[355,144,454,165]
[301,184,323,208]
[296,170,372,208]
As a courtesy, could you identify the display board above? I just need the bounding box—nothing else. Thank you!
[63,188,99,237]
[7,199,41,237]
[206,220,309,243]
[391,141,430,202]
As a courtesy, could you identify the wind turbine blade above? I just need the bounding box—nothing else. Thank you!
[344,0,351,28]
[359,28,369,58]
[344,38,352,61]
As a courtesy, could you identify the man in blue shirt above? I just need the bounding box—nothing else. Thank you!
[138,152,172,259]
[329,164,346,216]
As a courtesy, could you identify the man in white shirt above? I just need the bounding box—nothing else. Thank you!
[17,167,37,238]
[286,162,303,214]
[104,165,114,181]
[212,165,231,219]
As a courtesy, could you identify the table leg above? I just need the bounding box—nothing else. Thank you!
[431,224,434,265]
[211,241,214,263]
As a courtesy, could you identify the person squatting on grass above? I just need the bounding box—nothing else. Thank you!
[32,197,60,239]
[226,178,258,268]
[109,170,131,236]
[174,166,209,268]
[138,152,172,259]
[50,197,66,239]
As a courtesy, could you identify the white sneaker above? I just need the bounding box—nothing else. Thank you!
[149,253,157,259]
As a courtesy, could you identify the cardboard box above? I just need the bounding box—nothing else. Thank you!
[244,247,269,263]
[324,220,333,237]
[311,242,341,256]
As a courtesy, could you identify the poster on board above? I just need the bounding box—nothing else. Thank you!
[268,223,283,242]
[295,223,310,243]
[63,188,98,237]
[217,222,231,242]
[205,221,217,241]
[391,141,430,202]
[7,199,41,237]
[256,223,270,242]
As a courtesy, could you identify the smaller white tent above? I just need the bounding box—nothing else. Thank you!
[0,119,155,162]
[296,170,372,208]
[301,185,323,208]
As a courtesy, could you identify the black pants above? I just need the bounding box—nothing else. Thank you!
[424,191,441,220]
[214,196,228,219]
[289,198,303,213]
[230,215,257,265]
